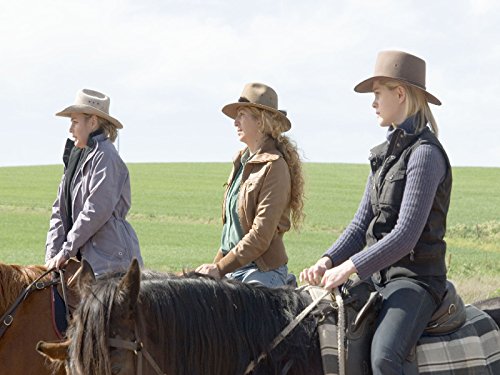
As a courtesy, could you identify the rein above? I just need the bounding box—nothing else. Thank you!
[108,325,166,375]
[334,286,346,375]
[243,287,334,375]
[0,267,62,340]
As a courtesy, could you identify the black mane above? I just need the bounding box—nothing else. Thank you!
[69,270,321,375]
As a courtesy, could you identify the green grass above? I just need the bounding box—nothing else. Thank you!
[1,163,499,302]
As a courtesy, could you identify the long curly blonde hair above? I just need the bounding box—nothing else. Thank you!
[247,106,305,229]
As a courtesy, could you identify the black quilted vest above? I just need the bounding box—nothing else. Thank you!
[367,127,452,282]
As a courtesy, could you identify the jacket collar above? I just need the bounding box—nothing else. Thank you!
[235,137,282,164]
[369,115,429,172]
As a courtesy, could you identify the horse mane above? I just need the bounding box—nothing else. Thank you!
[0,263,47,314]
[68,270,320,375]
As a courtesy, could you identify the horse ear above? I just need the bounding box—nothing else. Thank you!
[75,259,96,295]
[36,339,70,361]
[118,258,141,315]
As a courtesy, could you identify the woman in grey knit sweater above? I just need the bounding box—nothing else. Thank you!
[300,50,452,375]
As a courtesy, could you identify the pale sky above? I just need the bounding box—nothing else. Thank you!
[1,0,499,167]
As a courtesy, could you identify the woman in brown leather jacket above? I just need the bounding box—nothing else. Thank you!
[196,83,304,287]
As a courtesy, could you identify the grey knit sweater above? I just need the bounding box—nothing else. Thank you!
[324,117,447,280]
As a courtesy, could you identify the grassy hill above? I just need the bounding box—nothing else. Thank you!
[1,163,499,302]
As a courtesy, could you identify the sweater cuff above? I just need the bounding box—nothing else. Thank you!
[350,253,372,281]
[216,250,243,276]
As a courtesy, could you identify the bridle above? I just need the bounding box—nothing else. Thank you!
[107,324,166,375]
[0,267,67,340]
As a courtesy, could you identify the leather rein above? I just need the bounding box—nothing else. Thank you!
[0,267,68,340]
[243,288,334,374]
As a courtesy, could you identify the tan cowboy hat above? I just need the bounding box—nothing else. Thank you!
[222,83,291,131]
[56,88,123,128]
[354,50,441,106]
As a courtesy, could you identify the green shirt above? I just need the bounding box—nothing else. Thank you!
[220,150,253,253]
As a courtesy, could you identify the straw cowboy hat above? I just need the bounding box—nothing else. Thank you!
[56,88,123,128]
[354,50,441,106]
[222,83,291,131]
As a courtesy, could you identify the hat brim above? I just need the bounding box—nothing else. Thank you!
[354,76,441,106]
[222,102,291,131]
[55,104,123,129]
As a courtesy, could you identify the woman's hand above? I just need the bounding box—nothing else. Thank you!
[321,259,357,290]
[299,256,332,285]
[195,263,221,280]
[45,252,69,270]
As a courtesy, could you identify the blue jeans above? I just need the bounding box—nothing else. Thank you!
[227,263,288,288]
[371,279,438,375]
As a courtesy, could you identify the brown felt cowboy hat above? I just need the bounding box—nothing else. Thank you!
[56,88,123,128]
[222,83,291,131]
[354,50,441,106]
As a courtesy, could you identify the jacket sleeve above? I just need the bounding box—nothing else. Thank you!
[45,177,67,262]
[213,248,224,263]
[217,159,291,275]
[60,149,128,259]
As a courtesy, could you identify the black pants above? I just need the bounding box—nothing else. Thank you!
[371,278,438,375]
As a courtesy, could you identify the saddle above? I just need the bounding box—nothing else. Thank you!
[424,280,466,335]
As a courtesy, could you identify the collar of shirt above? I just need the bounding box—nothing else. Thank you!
[386,113,420,142]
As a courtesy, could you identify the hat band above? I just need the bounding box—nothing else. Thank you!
[238,97,250,103]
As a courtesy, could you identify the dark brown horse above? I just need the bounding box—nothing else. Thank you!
[38,260,500,375]
[66,259,322,375]
[0,263,66,375]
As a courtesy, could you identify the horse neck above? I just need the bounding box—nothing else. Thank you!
[0,263,47,314]
[133,278,319,375]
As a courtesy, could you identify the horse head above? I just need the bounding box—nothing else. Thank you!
[64,258,141,375]
[105,258,142,375]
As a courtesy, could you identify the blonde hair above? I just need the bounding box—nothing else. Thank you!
[247,106,305,229]
[381,80,439,137]
[84,114,119,142]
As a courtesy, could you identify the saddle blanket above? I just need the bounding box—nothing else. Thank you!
[417,304,500,374]
[316,301,500,375]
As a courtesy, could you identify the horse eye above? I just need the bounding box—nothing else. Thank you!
[111,365,121,375]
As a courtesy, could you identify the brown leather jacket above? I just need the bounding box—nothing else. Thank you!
[214,138,291,275]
